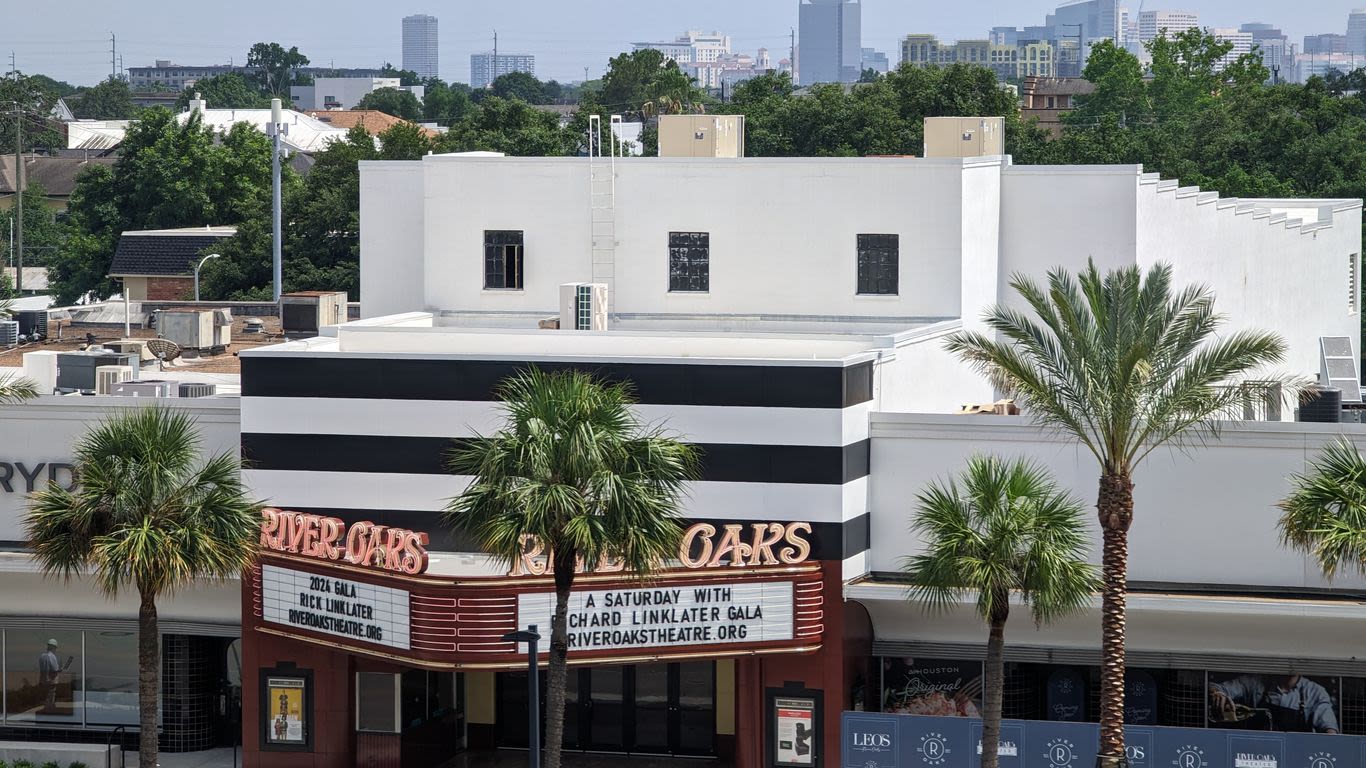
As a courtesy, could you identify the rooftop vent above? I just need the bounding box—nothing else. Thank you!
[281,291,348,338]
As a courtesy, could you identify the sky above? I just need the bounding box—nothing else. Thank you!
[3,0,1360,88]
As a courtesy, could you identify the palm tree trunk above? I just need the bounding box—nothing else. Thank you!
[138,590,160,767]
[981,602,1008,768]
[542,551,576,768]
[1096,472,1133,767]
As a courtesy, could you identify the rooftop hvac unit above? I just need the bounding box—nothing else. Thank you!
[56,351,140,392]
[558,283,608,331]
[110,380,175,398]
[95,365,135,395]
[157,309,230,352]
[281,291,348,337]
[15,310,48,339]
[102,339,157,365]
[22,351,60,395]
[177,382,217,398]
[0,321,17,347]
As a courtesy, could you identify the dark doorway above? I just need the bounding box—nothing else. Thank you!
[497,662,716,756]
[400,669,466,767]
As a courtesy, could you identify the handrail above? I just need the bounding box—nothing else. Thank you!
[105,725,126,768]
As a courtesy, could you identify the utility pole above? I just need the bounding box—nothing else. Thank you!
[110,32,117,80]
[493,29,498,87]
[790,28,796,81]
[13,103,22,295]
[7,52,14,77]
[268,99,285,302]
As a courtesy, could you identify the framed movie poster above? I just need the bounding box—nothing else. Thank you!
[768,685,823,768]
[260,666,313,751]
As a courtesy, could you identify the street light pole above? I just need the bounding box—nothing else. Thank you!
[501,625,541,768]
[194,253,221,302]
[267,99,285,303]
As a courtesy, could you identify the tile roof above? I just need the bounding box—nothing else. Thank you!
[108,228,237,277]
[304,110,440,138]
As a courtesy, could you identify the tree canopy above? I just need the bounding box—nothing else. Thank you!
[355,87,423,121]
[69,77,137,120]
[175,73,271,110]
[247,42,310,97]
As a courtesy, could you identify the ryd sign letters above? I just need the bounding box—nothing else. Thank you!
[0,462,76,494]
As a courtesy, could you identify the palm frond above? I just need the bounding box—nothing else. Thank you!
[1278,439,1366,580]
[0,372,40,404]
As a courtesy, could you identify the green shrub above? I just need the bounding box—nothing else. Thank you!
[69,763,89,768]
[12,760,33,768]
[41,762,59,768]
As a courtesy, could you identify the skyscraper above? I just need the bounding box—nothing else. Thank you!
[470,53,536,89]
[402,14,439,81]
[1349,9,1366,53]
[797,0,861,85]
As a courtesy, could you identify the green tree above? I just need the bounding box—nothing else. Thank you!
[904,456,1095,768]
[945,262,1292,765]
[491,71,549,104]
[174,73,271,110]
[0,72,63,151]
[422,78,474,123]
[25,406,261,767]
[49,108,275,304]
[440,96,573,155]
[69,77,137,119]
[592,48,707,121]
[355,87,423,121]
[0,181,65,267]
[443,369,697,768]
[1278,439,1366,578]
[247,42,310,97]
[379,63,422,86]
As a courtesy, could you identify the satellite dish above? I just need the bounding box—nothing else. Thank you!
[146,337,182,363]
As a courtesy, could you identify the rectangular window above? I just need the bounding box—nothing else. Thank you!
[1351,253,1359,314]
[857,234,899,295]
[668,231,710,292]
[356,672,400,733]
[483,230,524,290]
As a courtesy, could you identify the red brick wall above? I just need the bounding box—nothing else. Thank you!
[146,276,193,301]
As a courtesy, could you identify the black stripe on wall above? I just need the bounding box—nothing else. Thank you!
[241,434,872,486]
[277,508,870,561]
[241,356,874,409]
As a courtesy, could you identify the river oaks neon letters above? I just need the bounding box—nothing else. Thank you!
[509,521,814,576]
[260,509,430,575]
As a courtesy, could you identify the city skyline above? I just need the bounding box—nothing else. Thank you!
[3,0,1360,87]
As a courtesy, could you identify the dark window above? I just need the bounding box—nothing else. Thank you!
[856,234,899,295]
[668,231,710,292]
[484,230,524,290]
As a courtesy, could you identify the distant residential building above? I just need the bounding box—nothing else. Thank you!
[632,31,732,65]
[128,61,239,90]
[0,155,118,212]
[798,0,861,85]
[1139,10,1199,42]
[1211,28,1254,71]
[401,14,439,81]
[1295,52,1366,83]
[901,34,1056,80]
[181,96,350,153]
[290,77,425,111]
[1021,76,1096,137]
[1352,9,1366,54]
[861,48,889,74]
[693,53,757,89]
[470,53,535,89]
[304,110,440,138]
[108,227,237,301]
[1304,33,1350,55]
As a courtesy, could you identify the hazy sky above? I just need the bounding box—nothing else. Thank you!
[4,1,1360,87]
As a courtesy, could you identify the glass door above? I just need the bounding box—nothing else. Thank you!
[633,664,671,754]
[586,666,626,751]
[674,662,716,756]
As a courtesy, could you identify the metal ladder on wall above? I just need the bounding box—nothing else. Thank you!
[588,115,622,314]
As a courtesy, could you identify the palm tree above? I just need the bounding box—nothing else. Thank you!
[1278,438,1366,578]
[0,299,38,403]
[945,261,1291,766]
[25,406,262,767]
[443,369,697,768]
[904,455,1096,768]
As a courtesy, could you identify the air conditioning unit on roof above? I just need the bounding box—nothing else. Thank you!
[558,283,608,331]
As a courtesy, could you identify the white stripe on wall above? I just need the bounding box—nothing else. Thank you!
[242,469,866,523]
[241,397,867,447]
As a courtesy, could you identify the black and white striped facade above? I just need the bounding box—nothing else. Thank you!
[240,351,877,578]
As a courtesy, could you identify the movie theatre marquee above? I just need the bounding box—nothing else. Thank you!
[251,511,826,668]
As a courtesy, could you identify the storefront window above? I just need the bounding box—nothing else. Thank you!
[5,629,82,723]
[1208,671,1341,734]
[878,657,982,717]
[84,630,138,725]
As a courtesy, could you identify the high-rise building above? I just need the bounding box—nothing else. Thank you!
[1240,23,1289,77]
[1210,28,1254,70]
[1046,0,1120,77]
[1138,10,1200,42]
[798,0,861,85]
[901,34,1057,81]
[1304,33,1349,55]
[861,48,889,74]
[470,53,536,89]
[402,14,439,81]
[632,31,732,65]
[1349,9,1366,53]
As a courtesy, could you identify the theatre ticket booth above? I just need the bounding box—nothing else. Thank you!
[240,511,872,768]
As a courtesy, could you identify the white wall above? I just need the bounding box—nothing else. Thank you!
[872,323,994,414]
[868,413,1366,593]
[359,161,426,318]
[0,398,241,539]
[373,156,984,321]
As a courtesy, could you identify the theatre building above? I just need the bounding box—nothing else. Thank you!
[238,150,1363,767]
